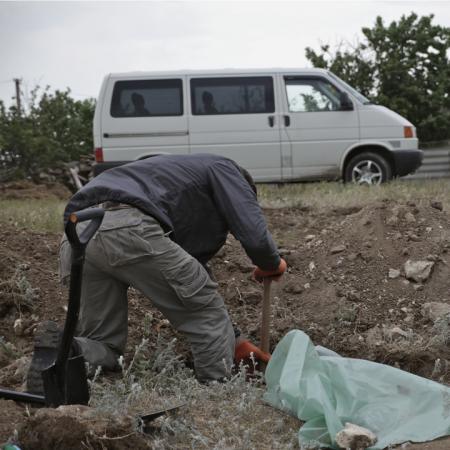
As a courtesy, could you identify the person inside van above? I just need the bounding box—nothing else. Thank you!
[131,92,150,116]
[26,154,287,393]
[201,90,218,114]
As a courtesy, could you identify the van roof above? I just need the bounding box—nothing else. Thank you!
[107,68,329,78]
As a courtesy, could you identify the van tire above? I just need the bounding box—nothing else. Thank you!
[344,152,392,185]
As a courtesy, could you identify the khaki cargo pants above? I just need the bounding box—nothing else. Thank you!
[59,207,235,382]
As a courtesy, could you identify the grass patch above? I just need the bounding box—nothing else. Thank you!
[0,199,65,233]
[259,179,450,210]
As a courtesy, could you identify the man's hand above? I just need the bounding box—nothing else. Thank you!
[253,258,287,282]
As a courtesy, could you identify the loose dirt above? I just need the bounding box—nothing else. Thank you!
[0,180,71,200]
[0,192,449,449]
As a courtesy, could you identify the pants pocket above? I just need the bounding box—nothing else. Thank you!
[98,228,155,267]
[163,257,215,310]
[96,209,159,267]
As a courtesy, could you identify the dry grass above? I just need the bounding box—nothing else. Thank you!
[89,336,300,449]
[259,179,450,211]
[0,199,65,233]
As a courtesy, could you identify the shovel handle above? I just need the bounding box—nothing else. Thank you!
[260,278,272,355]
[65,208,105,248]
[56,208,105,384]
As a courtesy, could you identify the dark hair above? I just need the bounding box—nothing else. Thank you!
[131,92,145,106]
[202,91,213,103]
[238,166,257,196]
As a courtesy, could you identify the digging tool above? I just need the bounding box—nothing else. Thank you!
[260,278,272,370]
[0,207,104,406]
[139,402,187,427]
[42,207,105,406]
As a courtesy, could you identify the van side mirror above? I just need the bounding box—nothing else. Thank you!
[339,92,354,111]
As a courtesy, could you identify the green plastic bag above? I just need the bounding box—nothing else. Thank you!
[264,330,450,449]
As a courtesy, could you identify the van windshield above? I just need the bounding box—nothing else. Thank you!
[327,71,372,105]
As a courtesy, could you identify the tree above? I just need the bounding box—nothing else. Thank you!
[0,87,95,181]
[305,13,450,142]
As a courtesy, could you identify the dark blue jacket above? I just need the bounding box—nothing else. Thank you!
[64,154,280,270]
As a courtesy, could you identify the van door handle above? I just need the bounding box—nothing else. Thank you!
[284,115,290,127]
[268,116,275,127]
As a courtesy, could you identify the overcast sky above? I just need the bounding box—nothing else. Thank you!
[1,0,449,106]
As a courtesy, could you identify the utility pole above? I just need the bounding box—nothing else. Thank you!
[13,78,21,114]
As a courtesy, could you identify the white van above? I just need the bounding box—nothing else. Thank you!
[93,68,423,185]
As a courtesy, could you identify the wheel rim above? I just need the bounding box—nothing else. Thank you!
[351,160,383,185]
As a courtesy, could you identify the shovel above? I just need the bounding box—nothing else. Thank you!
[41,208,105,406]
[0,207,104,406]
[259,278,272,371]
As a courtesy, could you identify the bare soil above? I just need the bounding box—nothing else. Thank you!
[0,180,71,200]
[0,187,449,449]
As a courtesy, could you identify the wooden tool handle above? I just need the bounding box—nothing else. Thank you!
[260,278,272,354]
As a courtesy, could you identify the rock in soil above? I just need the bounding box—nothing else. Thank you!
[404,260,435,283]
[331,244,346,254]
[335,422,377,449]
[430,201,443,211]
[388,268,401,279]
[422,302,450,323]
[385,326,409,340]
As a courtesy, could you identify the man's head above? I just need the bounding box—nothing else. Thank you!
[238,166,257,196]
[202,91,214,106]
[131,92,145,108]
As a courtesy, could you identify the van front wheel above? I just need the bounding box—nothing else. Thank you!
[344,152,392,185]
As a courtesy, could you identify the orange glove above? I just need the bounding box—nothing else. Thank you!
[253,258,287,282]
[234,339,271,365]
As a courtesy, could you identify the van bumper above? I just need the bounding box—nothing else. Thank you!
[93,161,129,176]
[393,149,424,177]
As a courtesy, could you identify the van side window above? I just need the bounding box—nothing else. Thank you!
[191,77,274,115]
[110,79,183,117]
[285,77,341,113]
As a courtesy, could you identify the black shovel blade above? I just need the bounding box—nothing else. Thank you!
[42,354,89,407]
[139,402,186,424]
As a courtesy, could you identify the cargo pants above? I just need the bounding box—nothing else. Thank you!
[59,207,235,382]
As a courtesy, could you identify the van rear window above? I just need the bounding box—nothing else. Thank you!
[191,77,274,115]
[110,79,183,117]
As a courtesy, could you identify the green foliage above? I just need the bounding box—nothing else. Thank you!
[0,87,95,181]
[306,13,450,142]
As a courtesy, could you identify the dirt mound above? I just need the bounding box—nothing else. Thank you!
[214,199,450,379]
[0,180,71,200]
[18,405,149,449]
[0,400,25,444]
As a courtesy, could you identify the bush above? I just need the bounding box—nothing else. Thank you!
[0,87,95,182]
